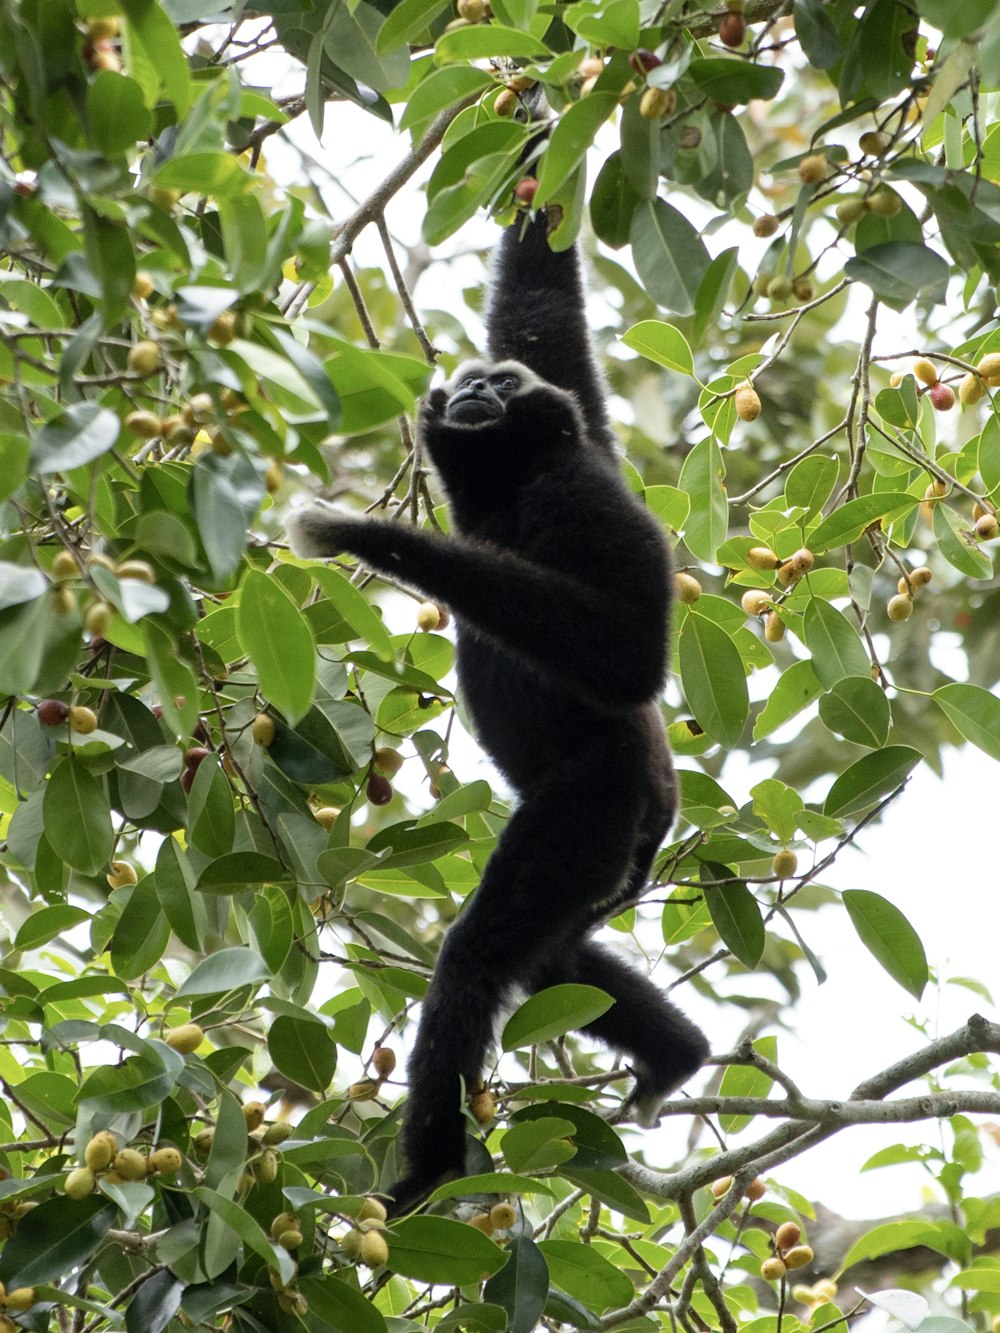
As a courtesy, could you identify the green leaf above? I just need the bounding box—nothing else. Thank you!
[621,321,693,375]
[718,1035,777,1132]
[750,779,803,842]
[86,70,152,155]
[483,1235,549,1333]
[630,198,711,315]
[590,151,640,248]
[802,599,870,687]
[298,1275,390,1333]
[30,403,120,474]
[14,905,91,952]
[121,0,190,113]
[42,758,113,876]
[176,946,271,998]
[793,0,843,67]
[809,492,917,550]
[388,1217,509,1284]
[399,67,492,135]
[702,869,765,969]
[844,242,950,310]
[932,504,994,578]
[537,1239,634,1311]
[692,246,739,348]
[76,1051,179,1113]
[0,1198,116,1288]
[501,984,614,1051]
[377,0,451,52]
[196,852,293,895]
[824,746,922,817]
[535,93,619,204]
[686,57,785,103]
[0,562,46,611]
[678,436,728,560]
[840,1220,950,1271]
[820,676,891,747]
[311,564,394,660]
[679,613,748,749]
[268,1013,336,1092]
[193,1186,296,1287]
[785,455,839,519]
[842,889,928,999]
[933,683,1000,761]
[154,152,251,197]
[501,1118,578,1173]
[434,25,550,61]
[237,569,316,726]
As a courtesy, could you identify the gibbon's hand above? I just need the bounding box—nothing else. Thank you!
[285,500,362,561]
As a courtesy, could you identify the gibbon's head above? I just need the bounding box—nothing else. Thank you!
[433,359,543,429]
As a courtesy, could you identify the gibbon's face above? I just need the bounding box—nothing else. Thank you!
[441,360,539,428]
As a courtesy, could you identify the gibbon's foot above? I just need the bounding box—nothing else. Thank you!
[626,1034,710,1129]
[384,1165,458,1221]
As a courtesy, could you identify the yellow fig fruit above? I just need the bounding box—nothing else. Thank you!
[346,1080,381,1102]
[760,1257,787,1281]
[912,358,938,386]
[494,88,518,117]
[797,153,828,183]
[675,571,702,604]
[746,546,779,571]
[271,1211,300,1239]
[416,600,441,631]
[959,373,985,406]
[910,566,932,587]
[64,1167,96,1199]
[251,713,276,746]
[106,860,137,889]
[976,512,999,540]
[242,1101,266,1130]
[783,1244,815,1270]
[470,1089,496,1125]
[84,600,113,637]
[358,1197,388,1222]
[371,1047,397,1077]
[340,1227,363,1258]
[866,189,901,217]
[68,705,98,735]
[165,1023,204,1054]
[490,1202,517,1230]
[314,806,341,831]
[262,1121,294,1145]
[116,558,156,582]
[886,593,913,621]
[764,610,786,642]
[767,274,794,302]
[835,197,867,226]
[772,849,798,878]
[469,1212,495,1235]
[734,383,762,421]
[753,214,779,238]
[373,748,403,777]
[775,1220,802,1251]
[710,1176,733,1198]
[127,340,161,376]
[278,1228,304,1250]
[859,130,891,155]
[52,550,80,580]
[741,589,771,617]
[976,352,1000,385]
[639,86,676,120]
[359,1230,389,1267]
[3,1289,35,1312]
[84,1131,119,1171]
[114,1148,149,1181]
[813,1279,838,1301]
[148,1147,183,1175]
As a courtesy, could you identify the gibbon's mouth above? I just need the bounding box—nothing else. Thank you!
[447,390,503,424]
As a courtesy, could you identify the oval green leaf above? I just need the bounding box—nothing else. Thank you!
[237,569,316,725]
[842,888,928,999]
[819,675,891,747]
[679,613,748,749]
[824,745,922,817]
[502,984,614,1052]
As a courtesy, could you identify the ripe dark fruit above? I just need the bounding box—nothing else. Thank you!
[514,177,539,207]
[367,773,393,806]
[928,382,955,411]
[38,699,70,726]
[185,746,210,771]
[719,11,746,46]
[629,49,662,75]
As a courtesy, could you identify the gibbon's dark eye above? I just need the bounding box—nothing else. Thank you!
[494,375,519,393]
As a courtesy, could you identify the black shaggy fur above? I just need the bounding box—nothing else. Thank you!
[289,209,708,1216]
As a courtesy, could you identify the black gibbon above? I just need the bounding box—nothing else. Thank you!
[288,204,709,1216]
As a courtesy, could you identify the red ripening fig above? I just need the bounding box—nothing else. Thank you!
[514,178,539,207]
[38,699,70,726]
[719,11,746,45]
[629,48,662,74]
[185,746,211,770]
[928,382,955,411]
[367,773,393,806]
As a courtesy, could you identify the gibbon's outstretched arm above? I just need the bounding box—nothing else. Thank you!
[287,503,666,709]
[486,210,617,455]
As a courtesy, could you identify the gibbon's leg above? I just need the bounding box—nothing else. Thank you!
[530,940,709,1127]
[386,740,649,1216]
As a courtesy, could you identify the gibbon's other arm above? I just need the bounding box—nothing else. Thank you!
[287,505,665,708]
[485,208,616,455]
